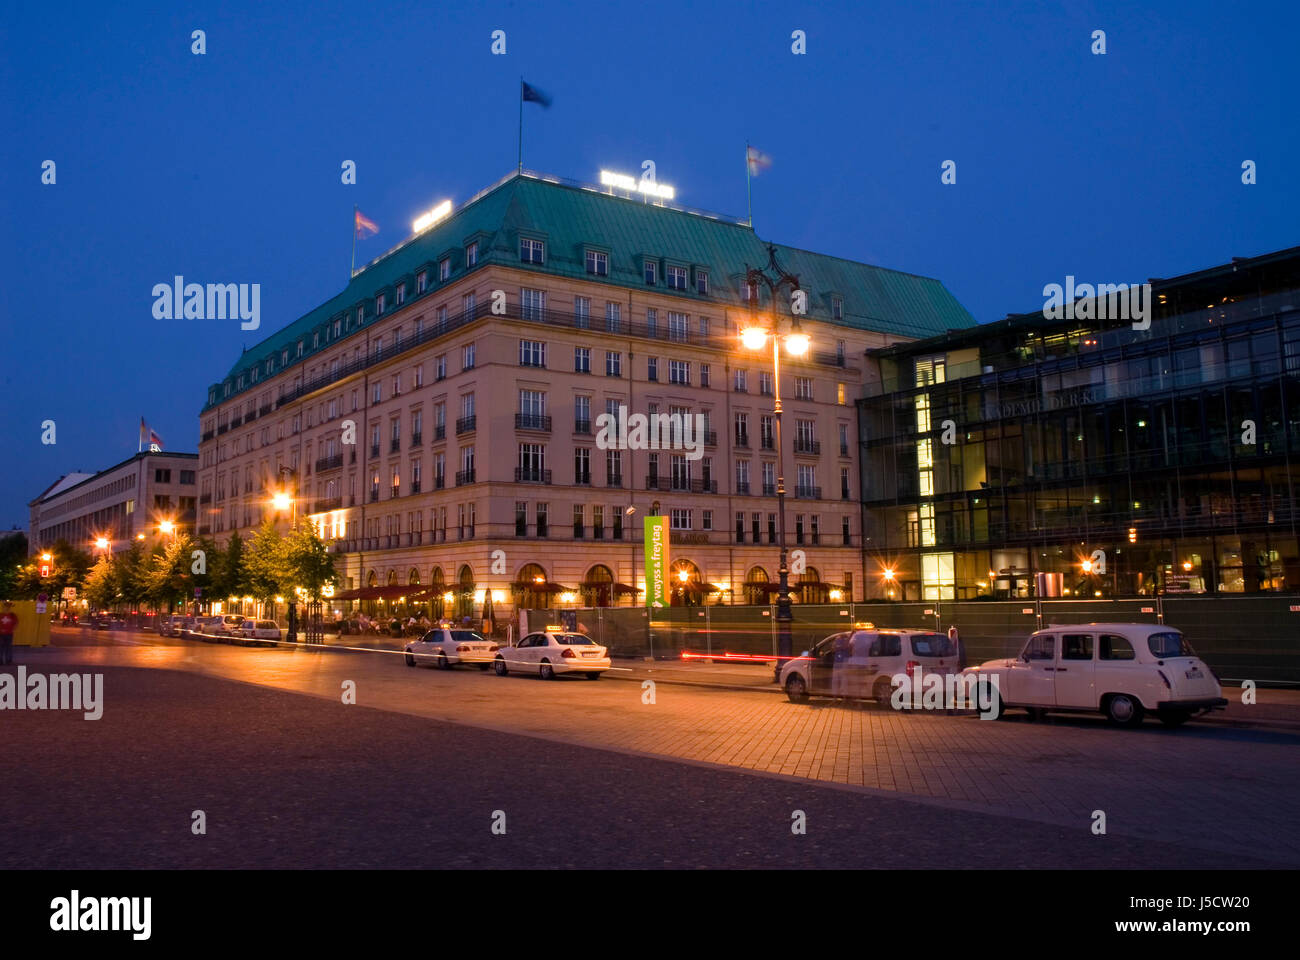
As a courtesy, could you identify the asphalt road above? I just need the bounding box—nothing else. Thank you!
[0,642,1292,868]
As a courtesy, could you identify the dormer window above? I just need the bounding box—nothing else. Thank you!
[586,250,608,276]
[395,282,406,305]
[357,306,364,325]
[296,341,304,357]
[520,238,545,264]
[667,265,687,290]
[376,294,386,316]
[466,241,478,267]
[417,270,428,293]
[832,296,843,320]
[439,257,450,281]
[644,261,657,285]
[696,269,709,295]
[281,349,289,366]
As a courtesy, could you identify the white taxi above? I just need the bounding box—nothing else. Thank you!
[404,626,498,670]
[962,622,1226,727]
[493,626,611,680]
[781,623,959,704]
[238,620,283,641]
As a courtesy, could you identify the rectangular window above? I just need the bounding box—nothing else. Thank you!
[574,448,591,485]
[700,362,711,387]
[759,371,774,396]
[647,357,659,381]
[832,296,843,320]
[439,258,450,281]
[605,301,621,333]
[521,288,545,322]
[516,501,528,537]
[794,377,813,400]
[670,508,692,530]
[645,307,657,338]
[644,261,657,286]
[606,448,622,484]
[573,504,584,539]
[734,369,747,392]
[462,343,475,370]
[593,505,605,539]
[605,351,622,377]
[463,291,476,316]
[574,347,591,373]
[696,269,709,295]
[466,241,478,267]
[519,339,547,367]
[669,360,690,385]
[536,502,548,537]
[585,250,608,276]
[395,282,406,306]
[667,265,687,290]
[520,237,545,264]
[574,296,590,328]
[436,355,446,380]
[667,311,688,342]
[416,271,427,293]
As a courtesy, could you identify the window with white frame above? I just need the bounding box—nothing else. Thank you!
[585,250,608,276]
[521,288,545,321]
[667,311,688,341]
[520,237,544,264]
[519,339,546,367]
[667,265,687,290]
[466,241,478,267]
[669,360,690,385]
[670,508,692,530]
[605,351,622,377]
[439,258,450,281]
[574,346,591,373]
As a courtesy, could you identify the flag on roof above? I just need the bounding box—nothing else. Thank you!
[746,145,773,176]
[354,208,379,237]
[521,80,552,108]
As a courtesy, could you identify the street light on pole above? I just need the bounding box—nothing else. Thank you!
[740,244,804,682]
[270,466,299,640]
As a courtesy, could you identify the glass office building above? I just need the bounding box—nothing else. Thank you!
[859,245,1300,600]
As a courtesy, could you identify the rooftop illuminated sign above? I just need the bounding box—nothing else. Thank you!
[411,199,452,234]
[599,170,675,200]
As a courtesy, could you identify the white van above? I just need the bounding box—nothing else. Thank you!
[781,625,959,704]
[962,623,1226,727]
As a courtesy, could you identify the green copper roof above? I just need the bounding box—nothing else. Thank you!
[208,170,974,408]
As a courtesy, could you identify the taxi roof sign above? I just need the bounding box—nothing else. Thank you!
[545,624,565,632]
[853,621,875,630]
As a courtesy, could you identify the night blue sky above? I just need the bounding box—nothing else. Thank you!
[2,0,1295,532]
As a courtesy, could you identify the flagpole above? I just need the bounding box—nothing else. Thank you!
[745,142,753,227]
[350,204,357,279]
[517,76,524,173]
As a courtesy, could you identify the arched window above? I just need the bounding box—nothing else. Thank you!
[387,569,399,585]
[581,564,615,607]
[456,564,475,619]
[514,563,549,611]
[744,566,770,606]
[408,568,421,584]
[798,567,829,605]
[670,559,702,606]
[366,569,378,586]
[430,567,446,619]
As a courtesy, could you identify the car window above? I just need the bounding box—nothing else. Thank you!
[1061,634,1094,661]
[870,634,902,658]
[1099,634,1135,661]
[419,630,440,643]
[1024,635,1056,660]
[1148,631,1194,658]
[910,633,954,657]
[851,632,876,656]
[449,631,486,644]
[556,634,593,644]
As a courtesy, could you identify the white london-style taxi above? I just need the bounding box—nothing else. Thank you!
[404,625,498,670]
[780,623,959,704]
[493,626,611,680]
[962,622,1227,727]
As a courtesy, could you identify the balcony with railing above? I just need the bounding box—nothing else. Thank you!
[313,496,343,513]
[515,467,552,484]
[315,454,344,473]
[795,485,822,499]
[389,438,401,454]
[736,481,751,495]
[605,473,623,488]
[370,444,380,458]
[434,425,446,441]
[515,413,552,432]
[574,418,592,434]
[794,438,822,455]
[455,469,476,485]
[456,415,476,435]
[411,432,422,446]
[703,430,717,447]
[763,483,776,496]
[734,433,750,449]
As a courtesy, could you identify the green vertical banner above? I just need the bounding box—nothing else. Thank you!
[644,515,670,608]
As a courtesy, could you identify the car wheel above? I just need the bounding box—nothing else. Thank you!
[1158,710,1191,728]
[785,674,808,703]
[586,671,601,680]
[873,677,894,707]
[437,652,450,670]
[494,656,508,677]
[404,651,416,667]
[1105,694,1145,727]
[539,660,555,681]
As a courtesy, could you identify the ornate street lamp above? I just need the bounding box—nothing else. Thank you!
[739,244,805,681]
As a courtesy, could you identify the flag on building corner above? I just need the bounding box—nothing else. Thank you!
[354,208,379,237]
[520,80,552,108]
[746,145,773,176]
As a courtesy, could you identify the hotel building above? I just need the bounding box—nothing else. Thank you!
[197,169,973,618]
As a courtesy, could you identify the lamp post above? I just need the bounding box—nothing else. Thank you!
[740,244,806,682]
[271,466,299,640]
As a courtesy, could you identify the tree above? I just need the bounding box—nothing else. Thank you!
[212,530,250,602]
[141,536,196,611]
[0,531,27,598]
[244,522,288,613]
[114,542,150,609]
[83,556,116,610]
[283,523,338,601]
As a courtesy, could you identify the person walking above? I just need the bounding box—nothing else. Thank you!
[0,602,18,665]
[948,624,966,670]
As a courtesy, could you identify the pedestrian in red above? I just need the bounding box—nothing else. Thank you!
[0,602,18,665]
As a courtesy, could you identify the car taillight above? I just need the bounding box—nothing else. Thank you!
[456,645,470,652]
[489,644,499,651]
[562,648,576,658]
[906,660,920,673]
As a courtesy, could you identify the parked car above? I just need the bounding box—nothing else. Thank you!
[781,625,959,704]
[962,622,1227,727]
[196,616,225,635]
[238,620,283,641]
[405,627,497,669]
[220,615,247,635]
[157,614,175,636]
[493,627,610,680]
